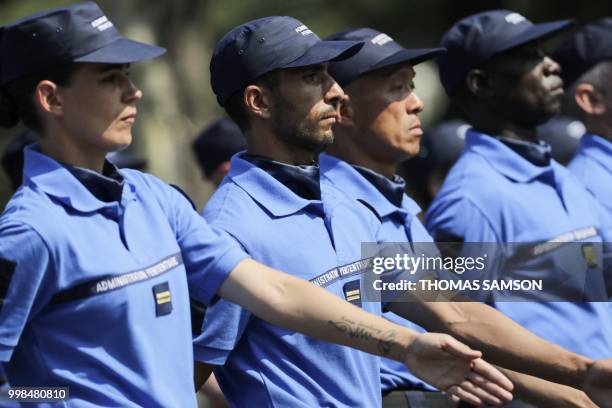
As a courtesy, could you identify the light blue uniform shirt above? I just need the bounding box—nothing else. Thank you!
[194,153,383,408]
[569,133,612,220]
[569,133,612,293]
[0,146,248,407]
[320,153,436,393]
[426,130,612,359]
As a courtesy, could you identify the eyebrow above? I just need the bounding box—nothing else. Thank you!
[305,63,327,71]
[99,63,130,73]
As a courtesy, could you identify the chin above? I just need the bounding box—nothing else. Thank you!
[400,141,421,157]
[105,132,133,151]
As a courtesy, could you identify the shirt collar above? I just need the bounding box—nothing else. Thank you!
[579,133,612,172]
[319,153,421,219]
[466,129,555,183]
[23,145,136,213]
[497,137,552,167]
[65,161,125,203]
[228,152,321,217]
[242,153,321,201]
[351,165,406,208]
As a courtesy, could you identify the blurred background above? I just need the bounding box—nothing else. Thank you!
[0,0,610,210]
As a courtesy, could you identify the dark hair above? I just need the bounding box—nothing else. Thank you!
[224,70,279,132]
[0,63,80,133]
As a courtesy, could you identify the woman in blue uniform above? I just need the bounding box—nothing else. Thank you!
[0,2,515,407]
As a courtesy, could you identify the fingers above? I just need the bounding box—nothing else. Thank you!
[467,370,514,404]
[457,378,512,407]
[441,335,482,361]
[470,358,514,392]
[445,384,483,407]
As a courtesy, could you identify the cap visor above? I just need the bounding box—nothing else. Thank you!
[501,19,574,55]
[74,38,166,64]
[284,40,364,68]
[371,47,447,71]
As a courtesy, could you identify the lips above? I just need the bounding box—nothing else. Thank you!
[321,113,338,123]
[121,111,137,123]
[549,86,564,97]
[409,120,422,133]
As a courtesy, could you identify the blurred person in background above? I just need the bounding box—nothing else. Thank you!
[192,117,246,188]
[399,120,469,212]
[536,115,584,165]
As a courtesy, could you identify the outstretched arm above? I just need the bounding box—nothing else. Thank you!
[389,300,592,388]
[218,259,513,406]
[498,368,596,408]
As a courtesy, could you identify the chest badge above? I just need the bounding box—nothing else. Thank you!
[581,244,598,268]
[153,282,173,317]
[343,280,362,307]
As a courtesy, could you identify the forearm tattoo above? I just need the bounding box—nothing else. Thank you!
[328,316,398,356]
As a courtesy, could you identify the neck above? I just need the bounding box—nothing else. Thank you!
[326,131,397,179]
[245,127,318,165]
[464,103,540,142]
[39,131,106,173]
[583,118,612,141]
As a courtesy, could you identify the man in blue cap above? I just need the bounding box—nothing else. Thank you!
[555,18,612,231]
[193,16,515,408]
[322,27,610,407]
[424,10,612,407]
[192,117,246,187]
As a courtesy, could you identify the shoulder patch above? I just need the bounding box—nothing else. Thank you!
[0,258,17,312]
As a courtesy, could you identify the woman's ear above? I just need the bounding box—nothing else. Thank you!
[35,80,64,117]
[244,84,272,120]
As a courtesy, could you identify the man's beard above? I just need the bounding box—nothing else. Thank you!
[271,94,335,154]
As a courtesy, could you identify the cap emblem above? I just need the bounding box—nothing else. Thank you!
[295,25,313,36]
[91,15,113,32]
[371,33,393,46]
[505,13,526,25]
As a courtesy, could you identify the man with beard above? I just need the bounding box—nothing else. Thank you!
[191,16,514,408]
[322,26,611,408]
[423,11,612,406]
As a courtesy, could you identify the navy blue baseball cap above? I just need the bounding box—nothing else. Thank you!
[438,10,574,96]
[326,28,446,86]
[192,117,246,179]
[553,18,612,87]
[0,1,165,85]
[210,16,364,106]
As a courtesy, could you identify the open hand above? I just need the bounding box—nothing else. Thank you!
[404,332,514,406]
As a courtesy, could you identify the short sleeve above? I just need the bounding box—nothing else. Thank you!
[141,174,250,306]
[0,222,54,362]
[193,298,252,365]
